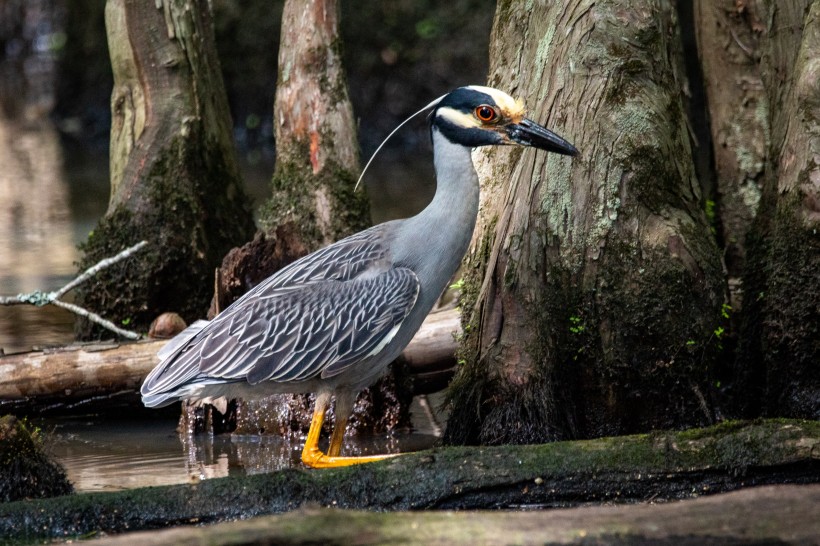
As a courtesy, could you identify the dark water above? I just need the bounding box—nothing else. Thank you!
[39,394,442,492]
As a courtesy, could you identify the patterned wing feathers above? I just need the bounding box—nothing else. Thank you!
[141,227,408,403]
[190,267,419,385]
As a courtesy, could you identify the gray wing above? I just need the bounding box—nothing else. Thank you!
[253,225,392,291]
[142,225,397,401]
[200,267,419,383]
[142,265,418,400]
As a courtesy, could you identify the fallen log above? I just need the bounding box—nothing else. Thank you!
[0,309,460,413]
[0,419,817,542]
[75,484,820,546]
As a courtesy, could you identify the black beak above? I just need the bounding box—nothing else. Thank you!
[507,118,579,156]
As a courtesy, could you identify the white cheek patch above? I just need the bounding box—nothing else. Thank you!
[436,106,482,128]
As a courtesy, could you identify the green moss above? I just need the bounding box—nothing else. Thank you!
[754,192,820,418]
[1,419,814,542]
[619,145,683,213]
[587,236,720,422]
[504,232,721,441]
[260,137,370,251]
[455,214,498,329]
[604,58,647,106]
[313,40,351,102]
[75,132,254,337]
[443,216,498,445]
[0,415,72,502]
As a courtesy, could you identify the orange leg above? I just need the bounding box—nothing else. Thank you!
[327,409,348,458]
[327,390,353,457]
[300,392,397,468]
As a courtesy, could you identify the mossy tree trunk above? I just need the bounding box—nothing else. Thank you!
[74,0,254,336]
[444,1,726,446]
[694,0,768,311]
[736,1,820,419]
[1,420,817,542]
[206,0,402,440]
[259,0,370,249]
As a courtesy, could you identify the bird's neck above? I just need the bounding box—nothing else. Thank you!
[426,128,481,223]
[399,128,480,291]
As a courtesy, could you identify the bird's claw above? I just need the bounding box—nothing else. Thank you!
[301,446,398,468]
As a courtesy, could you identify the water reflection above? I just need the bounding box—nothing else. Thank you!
[0,2,85,353]
[44,414,438,492]
[43,418,190,491]
[0,114,79,353]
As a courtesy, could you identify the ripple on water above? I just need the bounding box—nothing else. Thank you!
[40,415,439,492]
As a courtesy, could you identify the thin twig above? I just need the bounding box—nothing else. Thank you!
[0,240,148,340]
[51,300,141,340]
[53,240,149,301]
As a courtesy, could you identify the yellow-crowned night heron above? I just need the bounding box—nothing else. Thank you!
[141,86,578,468]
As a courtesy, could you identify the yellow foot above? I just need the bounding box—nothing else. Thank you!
[301,447,399,469]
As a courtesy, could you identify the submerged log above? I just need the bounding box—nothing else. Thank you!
[72,485,820,546]
[0,309,459,413]
[0,420,817,542]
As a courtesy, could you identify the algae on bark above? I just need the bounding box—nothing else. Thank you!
[0,419,816,542]
[0,415,72,502]
[445,0,726,445]
[75,0,254,336]
[736,0,820,419]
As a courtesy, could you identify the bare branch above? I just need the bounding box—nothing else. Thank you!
[54,240,149,300]
[0,241,148,339]
[50,300,141,340]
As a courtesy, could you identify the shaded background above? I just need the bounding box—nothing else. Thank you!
[0,0,494,353]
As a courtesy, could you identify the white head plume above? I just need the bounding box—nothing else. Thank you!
[354,93,447,192]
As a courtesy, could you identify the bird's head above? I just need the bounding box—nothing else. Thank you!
[431,85,578,156]
[355,85,578,190]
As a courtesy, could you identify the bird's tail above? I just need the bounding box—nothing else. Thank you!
[141,319,210,407]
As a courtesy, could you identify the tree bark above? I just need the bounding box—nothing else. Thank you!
[445,1,726,446]
[259,0,370,249]
[0,420,816,541]
[736,0,820,419]
[694,0,768,307]
[74,0,255,336]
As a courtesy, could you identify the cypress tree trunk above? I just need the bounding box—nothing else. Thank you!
[694,0,768,307]
[737,0,820,418]
[445,0,726,445]
[75,0,254,335]
[207,0,406,441]
[259,0,370,249]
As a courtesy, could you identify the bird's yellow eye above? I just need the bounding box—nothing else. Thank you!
[475,105,498,123]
